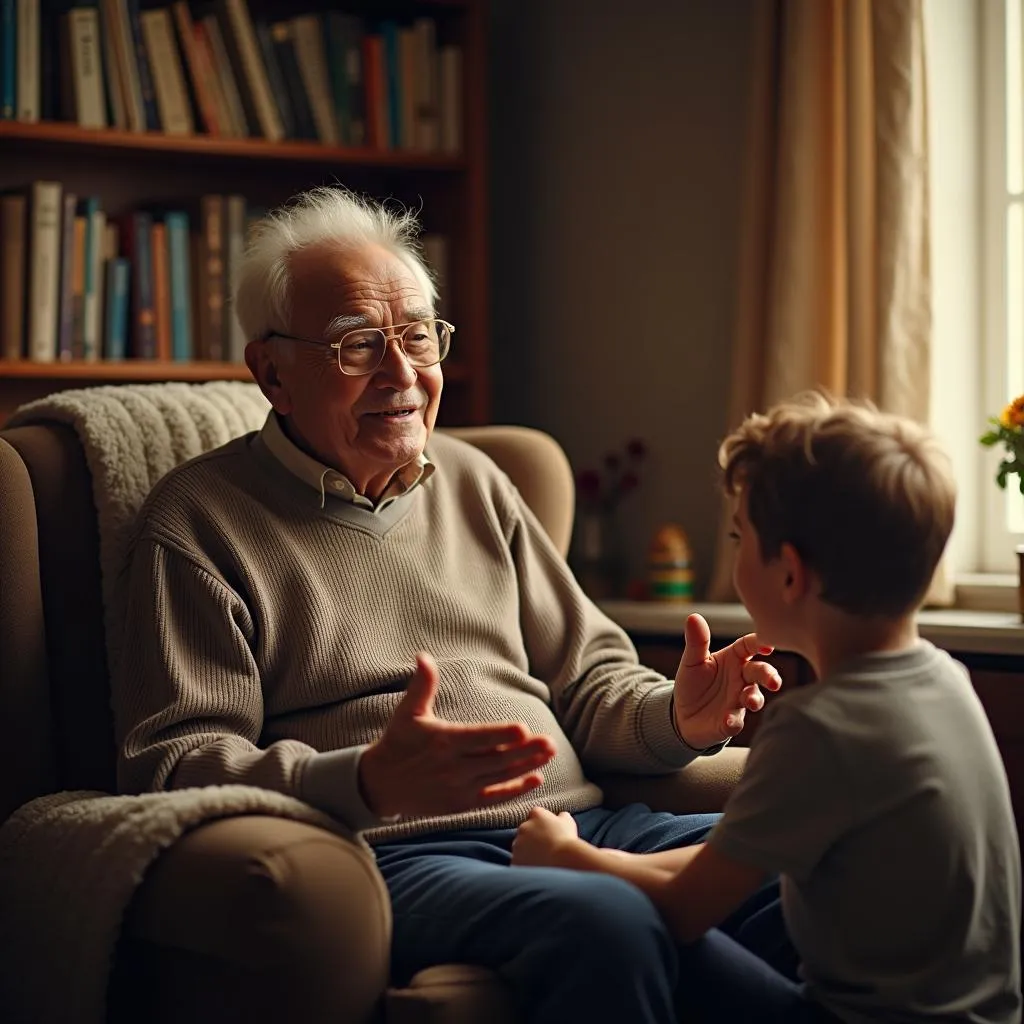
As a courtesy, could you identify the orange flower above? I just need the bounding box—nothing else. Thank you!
[1000,395,1024,429]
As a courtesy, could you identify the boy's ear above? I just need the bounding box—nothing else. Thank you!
[778,542,808,604]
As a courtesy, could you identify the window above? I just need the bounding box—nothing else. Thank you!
[981,0,1024,572]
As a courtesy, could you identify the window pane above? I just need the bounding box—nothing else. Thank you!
[1006,202,1024,532]
[1010,0,1023,192]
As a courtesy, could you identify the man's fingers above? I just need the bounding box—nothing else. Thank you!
[679,612,712,668]
[451,722,543,753]
[742,659,782,692]
[470,746,556,787]
[479,772,545,803]
[399,651,440,719]
[739,683,765,713]
[733,632,774,660]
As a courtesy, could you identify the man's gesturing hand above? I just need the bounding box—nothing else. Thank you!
[358,652,558,819]
[673,613,782,750]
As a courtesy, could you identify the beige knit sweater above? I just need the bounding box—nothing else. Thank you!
[115,430,699,842]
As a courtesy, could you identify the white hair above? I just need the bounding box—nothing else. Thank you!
[234,186,437,342]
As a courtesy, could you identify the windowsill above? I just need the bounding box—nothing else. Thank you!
[599,599,1024,658]
[954,572,1018,612]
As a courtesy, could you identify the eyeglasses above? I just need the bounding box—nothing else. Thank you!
[266,318,454,376]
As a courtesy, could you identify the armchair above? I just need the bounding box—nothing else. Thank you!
[0,399,746,1024]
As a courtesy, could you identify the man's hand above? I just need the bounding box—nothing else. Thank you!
[511,807,579,867]
[673,613,782,749]
[358,652,558,818]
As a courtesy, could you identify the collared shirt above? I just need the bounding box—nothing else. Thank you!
[260,411,434,511]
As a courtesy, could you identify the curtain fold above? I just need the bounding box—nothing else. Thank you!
[708,0,950,605]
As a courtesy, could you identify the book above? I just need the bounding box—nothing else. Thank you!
[201,13,248,137]
[68,213,87,358]
[103,256,129,360]
[0,192,26,358]
[82,202,106,361]
[216,0,282,141]
[269,20,315,141]
[26,181,62,362]
[1,0,15,119]
[140,7,193,135]
[100,0,144,131]
[118,210,156,358]
[124,0,160,130]
[253,20,294,140]
[439,44,462,154]
[63,7,107,128]
[171,1,220,135]
[291,14,337,144]
[193,194,224,360]
[55,192,78,360]
[16,0,40,122]
[164,210,192,361]
[413,17,440,152]
[151,220,171,360]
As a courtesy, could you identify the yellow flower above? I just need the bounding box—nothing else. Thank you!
[1000,395,1024,429]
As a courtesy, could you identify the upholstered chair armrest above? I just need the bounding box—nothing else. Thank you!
[109,815,391,1024]
[595,745,749,815]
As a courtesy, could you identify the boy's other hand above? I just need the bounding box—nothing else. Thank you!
[672,613,782,749]
[511,807,579,868]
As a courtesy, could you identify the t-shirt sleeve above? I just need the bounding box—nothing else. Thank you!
[708,700,850,882]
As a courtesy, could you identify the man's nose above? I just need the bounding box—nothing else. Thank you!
[374,336,418,386]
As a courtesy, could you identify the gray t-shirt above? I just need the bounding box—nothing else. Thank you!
[709,641,1021,1024]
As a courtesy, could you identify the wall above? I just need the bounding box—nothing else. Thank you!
[488,0,757,595]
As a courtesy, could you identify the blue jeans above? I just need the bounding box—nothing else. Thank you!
[374,803,830,1024]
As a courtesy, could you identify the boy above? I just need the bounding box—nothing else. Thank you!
[512,393,1022,1023]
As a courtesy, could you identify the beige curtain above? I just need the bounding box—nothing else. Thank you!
[708,0,952,605]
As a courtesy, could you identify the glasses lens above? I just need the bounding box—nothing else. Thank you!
[336,320,452,374]
[401,320,450,366]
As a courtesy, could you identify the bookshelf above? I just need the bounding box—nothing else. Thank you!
[0,0,489,428]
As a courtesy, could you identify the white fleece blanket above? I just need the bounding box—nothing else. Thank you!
[0,382,364,1023]
[7,380,270,680]
[0,787,359,1024]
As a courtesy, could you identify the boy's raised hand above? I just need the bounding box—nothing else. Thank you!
[672,613,782,749]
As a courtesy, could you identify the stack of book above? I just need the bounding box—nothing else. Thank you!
[0,0,463,152]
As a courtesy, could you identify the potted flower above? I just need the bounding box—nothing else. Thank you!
[572,439,646,599]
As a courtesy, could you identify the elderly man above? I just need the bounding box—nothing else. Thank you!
[114,187,788,1024]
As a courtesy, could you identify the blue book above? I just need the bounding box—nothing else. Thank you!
[0,0,15,119]
[164,211,192,361]
[124,0,160,130]
[380,20,402,150]
[103,258,130,360]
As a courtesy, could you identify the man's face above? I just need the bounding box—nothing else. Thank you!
[248,243,443,499]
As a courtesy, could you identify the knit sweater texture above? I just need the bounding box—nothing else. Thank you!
[115,430,697,842]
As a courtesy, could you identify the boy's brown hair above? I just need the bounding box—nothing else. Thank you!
[718,392,956,617]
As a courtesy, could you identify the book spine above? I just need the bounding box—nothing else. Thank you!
[381,20,401,150]
[1,0,16,119]
[56,192,78,361]
[68,8,107,128]
[0,193,26,358]
[26,180,62,362]
[69,214,87,359]
[164,211,192,361]
[83,205,105,360]
[270,21,315,141]
[196,194,224,361]
[220,0,282,141]
[151,220,171,360]
[291,14,337,144]
[124,0,160,130]
[140,8,193,134]
[15,0,39,122]
[170,1,218,135]
[254,20,293,139]
[103,257,129,360]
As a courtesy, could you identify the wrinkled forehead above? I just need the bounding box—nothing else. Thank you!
[288,243,431,333]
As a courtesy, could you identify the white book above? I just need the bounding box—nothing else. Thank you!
[67,8,107,129]
[27,182,63,363]
[438,45,462,155]
[15,0,39,122]
[291,15,338,145]
[102,0,145,132]
[221,0,283,141]
[140,8,194,135]
[83,209,106,360]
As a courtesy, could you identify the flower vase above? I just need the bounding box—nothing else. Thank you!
[571,509,625,600]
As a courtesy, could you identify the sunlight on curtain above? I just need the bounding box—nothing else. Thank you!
[707,0,950,604]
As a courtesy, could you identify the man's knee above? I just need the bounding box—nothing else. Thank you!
[529,871,676,969]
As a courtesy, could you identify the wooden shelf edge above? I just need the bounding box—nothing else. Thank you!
[0,360,473,384]
[0,121,467,170]
[0,360,251,381]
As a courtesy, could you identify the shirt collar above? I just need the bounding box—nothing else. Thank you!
[259,412,433,511]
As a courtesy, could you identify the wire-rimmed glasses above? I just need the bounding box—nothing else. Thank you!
[266,318,454,376]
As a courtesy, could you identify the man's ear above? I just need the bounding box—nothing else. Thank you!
[778,542,808,604]
[245,339,293,415]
